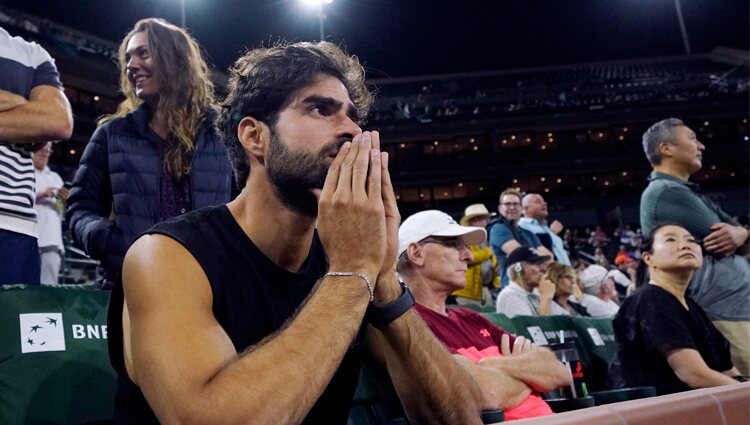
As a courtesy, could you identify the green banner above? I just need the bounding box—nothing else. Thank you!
[482,313,616,392]
[0,285,115,425]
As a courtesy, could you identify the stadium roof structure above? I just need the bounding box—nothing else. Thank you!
[2,0,748,78]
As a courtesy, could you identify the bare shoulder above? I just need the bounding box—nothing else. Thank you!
[122,233,236,397]
[123,233,213,314]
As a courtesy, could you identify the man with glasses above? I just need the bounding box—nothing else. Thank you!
[396,210,570,421]
[488,188,553,287]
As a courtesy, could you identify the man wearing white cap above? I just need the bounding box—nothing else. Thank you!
[397,210,570,421]
[577,265,620,317]
[452,204,499,307]
[495,246,568,317]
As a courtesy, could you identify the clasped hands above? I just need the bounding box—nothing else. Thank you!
[314,131,400,302]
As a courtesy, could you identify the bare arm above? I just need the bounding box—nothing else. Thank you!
[479,335,571,392]
[124,136,387,425]
[536,245,555,259]
[452,354,532,410]
[537,276,557,316]
[722,367,742,377]
[502,239,554,260]
[665,348,739,389]
[124,236,373,425]
[501,239,521,255]
[366,277,483,425]
[703,223,749,257]
[0,90,28,111]
[549,220,564,235]
[366,131,483,425]
[0,86,72,143]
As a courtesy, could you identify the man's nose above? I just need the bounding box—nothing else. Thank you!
[460,247,474,263]
[337,114,362,140]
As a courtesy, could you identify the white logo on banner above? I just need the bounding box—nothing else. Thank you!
[19,313,66,353]
[587,328,606,346]
[526,326,549,345]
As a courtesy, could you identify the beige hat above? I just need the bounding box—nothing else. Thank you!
[460,203,491,225]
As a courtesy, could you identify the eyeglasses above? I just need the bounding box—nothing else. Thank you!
[419,237,469,251]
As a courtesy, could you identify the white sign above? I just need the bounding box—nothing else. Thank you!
[587,328,605,346]
[526,326,549,345]
[19,313,66,353]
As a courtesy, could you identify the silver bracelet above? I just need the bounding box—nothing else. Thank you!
[325,271,374,302]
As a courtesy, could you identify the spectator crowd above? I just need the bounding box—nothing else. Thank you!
[0,18,747,425]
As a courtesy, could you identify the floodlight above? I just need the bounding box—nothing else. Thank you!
[300,0,334,41]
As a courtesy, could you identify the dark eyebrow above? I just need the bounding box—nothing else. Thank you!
[300,95,360,123]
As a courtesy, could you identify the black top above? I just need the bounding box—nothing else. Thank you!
[107,205,367,424]
[610,284,733,395]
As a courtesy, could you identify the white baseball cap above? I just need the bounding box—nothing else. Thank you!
[580,265,609,289]
[398,210,486,257]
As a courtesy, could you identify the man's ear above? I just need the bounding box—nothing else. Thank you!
[407,243,425,266]
[238,116,269,163]
[658,141,673,160]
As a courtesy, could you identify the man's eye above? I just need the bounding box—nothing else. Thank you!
[311,105,330,116]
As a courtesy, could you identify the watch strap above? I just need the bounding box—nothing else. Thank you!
[367,281,415,329]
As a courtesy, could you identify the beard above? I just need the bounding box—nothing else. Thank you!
[266,131,347,218]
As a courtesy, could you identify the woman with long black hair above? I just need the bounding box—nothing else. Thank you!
[610,223,744,394]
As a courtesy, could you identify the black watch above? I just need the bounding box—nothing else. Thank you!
[367,281,415,329]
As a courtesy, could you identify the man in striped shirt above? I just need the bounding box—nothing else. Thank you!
[0,27,73,285]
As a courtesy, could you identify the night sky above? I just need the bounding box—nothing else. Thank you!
[4,0,748,78]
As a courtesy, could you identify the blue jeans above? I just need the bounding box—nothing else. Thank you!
[0,229,40,285]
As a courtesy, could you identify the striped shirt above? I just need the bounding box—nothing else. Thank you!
[0,27,63,237]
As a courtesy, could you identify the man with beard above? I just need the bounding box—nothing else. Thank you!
[107,42,483,425]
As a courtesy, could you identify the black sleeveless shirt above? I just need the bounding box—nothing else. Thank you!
[107,205,367,424]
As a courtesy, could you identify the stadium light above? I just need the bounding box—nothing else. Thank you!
[181,0,186,27]
[672,0,691,54]
[301,0,334,41]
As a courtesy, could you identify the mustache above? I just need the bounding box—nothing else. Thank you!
[322,136,357,157]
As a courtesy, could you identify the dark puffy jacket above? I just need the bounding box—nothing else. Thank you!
[66,104,232,284]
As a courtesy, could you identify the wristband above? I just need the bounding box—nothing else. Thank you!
[367,280,414,329]
[325,271,374,302]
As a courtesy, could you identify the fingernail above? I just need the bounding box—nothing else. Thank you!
[342,141,351,150]
[361,133,370,142]
[352,135,362,143]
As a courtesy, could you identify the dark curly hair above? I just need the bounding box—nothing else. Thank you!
[216,41,374,187]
